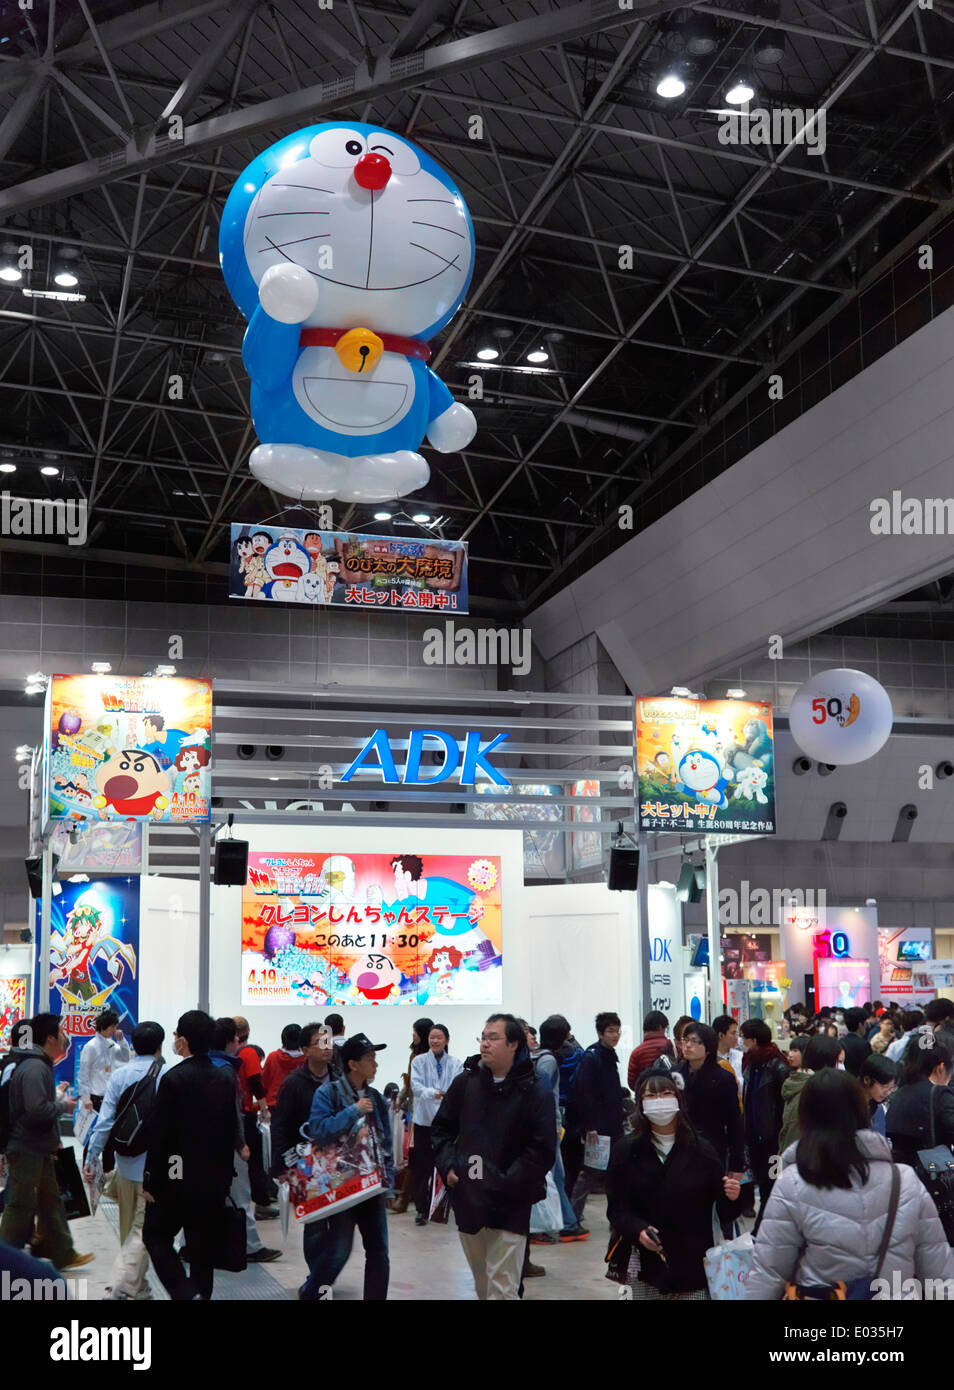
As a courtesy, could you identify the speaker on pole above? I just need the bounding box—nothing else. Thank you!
[608,845,639,892]
[213,838,249,886]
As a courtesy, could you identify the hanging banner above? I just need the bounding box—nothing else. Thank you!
[36,877,140,1089]
[636,696,776,835]
[241,851,502,1007]
[472,783,565,879]
[570,779,603,874]
[0,975,28,1051]
[47,674,212,824]
[229,525,468,613]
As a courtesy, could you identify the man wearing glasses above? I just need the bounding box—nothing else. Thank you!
[431,1013,556,1300]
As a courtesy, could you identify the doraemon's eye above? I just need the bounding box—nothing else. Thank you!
[346,140,362,156]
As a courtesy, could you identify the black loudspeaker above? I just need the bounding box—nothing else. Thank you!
[608,846,639,891]
[214,838,249,886]
[676,861,704,903]
[25,856,42,899]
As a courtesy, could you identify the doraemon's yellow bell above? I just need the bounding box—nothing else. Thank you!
[335,327,384,373]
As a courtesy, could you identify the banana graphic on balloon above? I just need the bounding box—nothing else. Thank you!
[837,692,861,728]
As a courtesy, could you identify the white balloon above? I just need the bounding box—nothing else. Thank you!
[427,401,477,452]
[258,263,319,324]
[789,668,893,765]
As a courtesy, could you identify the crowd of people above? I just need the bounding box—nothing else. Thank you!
[3,995,954,1301]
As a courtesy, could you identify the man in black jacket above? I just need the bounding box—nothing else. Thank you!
[432,1013,556,1300]
[565,1011,624,1226]
[841,1007,871,1078]
[270,1020,333,1174]
[0,1012,91,1271]
[142,1009,245,1300]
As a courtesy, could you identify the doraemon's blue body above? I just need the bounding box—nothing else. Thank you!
[219,122,477,502]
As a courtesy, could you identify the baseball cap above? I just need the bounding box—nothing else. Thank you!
[340,1032,387,1066]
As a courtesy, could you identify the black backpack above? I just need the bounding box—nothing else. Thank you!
[111,1060,162,1157]
[0,1052,26,1153]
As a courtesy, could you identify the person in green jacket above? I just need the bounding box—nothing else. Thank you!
[778,1034,843,1153]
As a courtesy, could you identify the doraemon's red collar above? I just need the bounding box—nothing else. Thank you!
[299,328,430,361]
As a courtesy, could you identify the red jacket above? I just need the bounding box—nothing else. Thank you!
[262,1048,305,1108]
[627,1034,675,1090]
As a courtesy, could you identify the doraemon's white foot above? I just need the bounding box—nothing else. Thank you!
[250,444,429,502]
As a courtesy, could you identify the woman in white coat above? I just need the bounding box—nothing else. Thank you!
[746,1069,954,1300]
[409,1024,463,1225]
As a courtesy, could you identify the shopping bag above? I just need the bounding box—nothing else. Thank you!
[704,1229,754,1301]
[55,1147,91,1221]
[257,1117,272,1174]
[278,1179,290,1239]
[282,1115,384,1225]
[583,1133,611,1171]
[530,1170,562,1234]
[428,1169,450,1224]
[72,1105,96,1147]
[212,1197,247,1272]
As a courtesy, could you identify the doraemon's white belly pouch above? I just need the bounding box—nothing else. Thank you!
[292,346,414,434]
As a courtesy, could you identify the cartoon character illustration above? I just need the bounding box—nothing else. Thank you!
[348,951,402,1002]
[183,771,203,797]
[139,714,190,771]
[235,535,261,598]
[319,855,356,903]
[423,943,463,1000]
[219,122,478,502]
[301,568,331,604]
[49,896,137,1007]
[652,751,671,781]
[174,744,211,778]
[93,749,170,821]
[733,765,769,804]
[675,749,730,809]
[386,854,488,950]
[742,717,773,766]
[240,532,271,597]
[263,534,312,601]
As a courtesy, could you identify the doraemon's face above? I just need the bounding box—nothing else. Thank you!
[265,536,311,582]
[224,123,475,338]
[678,749,721,792]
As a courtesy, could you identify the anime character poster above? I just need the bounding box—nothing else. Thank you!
[50,819,144,875]
[283,1116,385,1224]
[35,877,139,1089]
[47,674,212,825]
[636,696,776,835]
[569,779,603,874]
[228,524,468,614]
[0,976,27,1051]
[472,784,565,879]
[241,851,502,1007]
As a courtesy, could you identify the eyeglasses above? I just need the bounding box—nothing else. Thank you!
[477,1034,503,1044]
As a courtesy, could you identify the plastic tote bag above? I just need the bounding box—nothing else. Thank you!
[530,1170,562,1234]
[704,1222,754,1301]
[584,1133,612,1171]
[282,1115,385,1225]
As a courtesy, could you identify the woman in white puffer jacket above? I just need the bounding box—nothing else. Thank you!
[746,1070,954,1300]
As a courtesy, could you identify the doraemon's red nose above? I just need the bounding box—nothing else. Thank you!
[353,152,391,191]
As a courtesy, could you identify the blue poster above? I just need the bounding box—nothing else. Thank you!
[35,877,140,1089]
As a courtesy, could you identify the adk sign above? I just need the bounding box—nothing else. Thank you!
[647,882,684,1020]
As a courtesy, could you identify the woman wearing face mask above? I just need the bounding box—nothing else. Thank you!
[606,1067,740,1299]
[778,1034,844,1153]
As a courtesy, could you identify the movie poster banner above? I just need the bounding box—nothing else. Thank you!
[242,851,502,1007]
[0,975,28,1051]
[47,674,212,825]
[50,819,144,875]
[636,696,776,835]
[283,1117,385,1224]
[472,784,565,879]
[35,877,140,1089]
[229,525,468,613]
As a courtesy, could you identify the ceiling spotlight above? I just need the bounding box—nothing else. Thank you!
[53,269,79,288]
[684,14,719,55]
[817,762,837,777]
[0,265,21,282]
[40,465,59,476]
[24,684,43,696]
[153,664,176,677]
[90,661,112,674]
[373,511,392,521]
[491,326,514,340]
[14,745,31,761]
[726,78,756,105]
[412,512,431,524]
[0,463,15,474]
[726,688,746,699]
[526,348,549,364]
[792,756,812,775]
[656,71,686,99]
[670,686,691,697]
[26,671,46,684]
[755,28,787,65]
[476,347,499,361]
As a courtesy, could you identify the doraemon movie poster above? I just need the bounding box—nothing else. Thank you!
[241,851,502,1007]
[636,697,776,835]
[229,523,467,612]
[219,122,477,504]
[35,877,140,1090]
[47,674,213,825]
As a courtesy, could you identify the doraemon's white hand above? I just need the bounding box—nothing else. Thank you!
[426,401,477,452]
[258,263,319,324]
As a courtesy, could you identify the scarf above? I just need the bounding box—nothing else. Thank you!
[741,1042,785,1073]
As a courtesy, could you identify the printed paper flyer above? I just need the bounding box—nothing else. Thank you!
[36,877,140,1089]
[242,851,502,1007]
[637,696,776,835]
[47,674,212,825]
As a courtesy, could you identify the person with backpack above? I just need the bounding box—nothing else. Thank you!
[0,1012,93,1272]
[533,1015,587,1242]
[83,1020,167,1300]
[566,1012,625,1228]
[746,1070,954,1299]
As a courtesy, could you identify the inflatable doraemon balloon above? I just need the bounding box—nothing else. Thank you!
[219,122,477,502]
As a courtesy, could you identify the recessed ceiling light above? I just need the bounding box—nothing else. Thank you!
[476,347,499,361]
[526,349,548,363]
[656,72,686,99]
[726,79,755,104]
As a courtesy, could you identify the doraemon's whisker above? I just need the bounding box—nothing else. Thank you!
[271,184,336,195]
[258,210,330,217]
[261,233,332,252]
[411,220,466,238]
[406,198,454,204]
[409,242,460,268]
